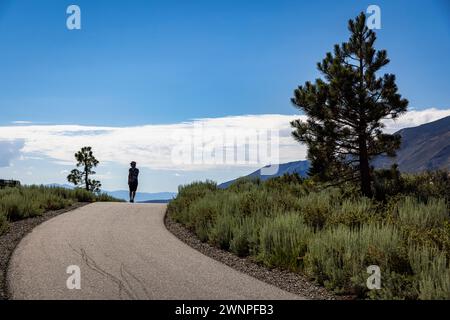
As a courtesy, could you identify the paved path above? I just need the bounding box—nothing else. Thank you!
[8,203,302,300]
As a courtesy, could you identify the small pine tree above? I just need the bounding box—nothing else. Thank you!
[67,146,102,192]
[291,12,408,197]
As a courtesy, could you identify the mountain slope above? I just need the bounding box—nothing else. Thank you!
[219,160,310,188]
[373,115,450,172]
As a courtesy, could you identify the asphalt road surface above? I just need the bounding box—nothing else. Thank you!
[8,203,302,300]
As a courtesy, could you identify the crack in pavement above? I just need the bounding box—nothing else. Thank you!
[120,263,152,299]
[70,245,149,300]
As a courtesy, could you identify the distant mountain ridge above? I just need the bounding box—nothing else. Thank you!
[46,184,176,202]
[105,190,176,202]
[219,160,310,188]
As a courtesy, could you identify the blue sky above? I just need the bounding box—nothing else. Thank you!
[1,0,449,125]
[0,0,449,193]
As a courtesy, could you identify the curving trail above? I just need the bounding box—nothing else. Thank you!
[7,203,303,300]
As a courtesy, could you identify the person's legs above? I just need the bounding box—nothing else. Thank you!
[129,182,138,202]
[132,183,138,201]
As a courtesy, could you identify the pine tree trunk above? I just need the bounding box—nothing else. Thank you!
[359,137,372,197]
[357,37,372,198]
[85,164,89,191]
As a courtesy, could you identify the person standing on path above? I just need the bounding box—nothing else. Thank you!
[128,161,139,203]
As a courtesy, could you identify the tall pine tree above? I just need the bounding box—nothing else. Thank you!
[291,12,408,197]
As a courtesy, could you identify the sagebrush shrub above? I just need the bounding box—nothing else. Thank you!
[235,189,288,216]
[295,190,336,229]
[365,270,416,300]
[408,246,450,300]
[0,210,7,235]
[227,178,260,193]
[396,197,448,229]
[402,171,450,201]
[304,224,402,293]
[208,213,237,250]
[167,180,218,223]
[0,193,44,220]
[230,216,261,257]
[188,195,222,241]
[259,212,312,271]
[329,197,378,228]
[0,185,121,222]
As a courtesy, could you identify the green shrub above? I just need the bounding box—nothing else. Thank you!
[236,190,264,216]
[167,180,217,221]
[295,190,337,229]
[0,210,7,235]
[227,178,260,193]
[373,165,404,201]
[259,212,313,271]
[396,197,448,229]
[329,197,379,228]
[208,212,236,250]
[72,188,96,202]
[304,224,403,294]
[365,270,416,300]
[0,185,121,222]
[230,215,262,257]
[409,246,450,300]
[434,221,450,256]
[234,189,282,216]
[188,194,222,241]
[0,193,44,220]
[402,171,450,201]
[178,180,217,200]
[264,174,306,197]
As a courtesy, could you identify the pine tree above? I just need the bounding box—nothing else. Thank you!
[67,146,102,192]
[291,12,408,197]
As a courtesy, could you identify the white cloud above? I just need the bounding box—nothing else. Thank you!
[382,108,450,133]
[11,121,33,124]
[0,109,448,171]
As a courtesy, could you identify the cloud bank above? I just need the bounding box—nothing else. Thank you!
[0,108,448,171]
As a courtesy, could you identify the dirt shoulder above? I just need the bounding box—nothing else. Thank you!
[0,202,89,300]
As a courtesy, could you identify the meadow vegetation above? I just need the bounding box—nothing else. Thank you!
[0,185,119,234]
[167,171,450,299]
